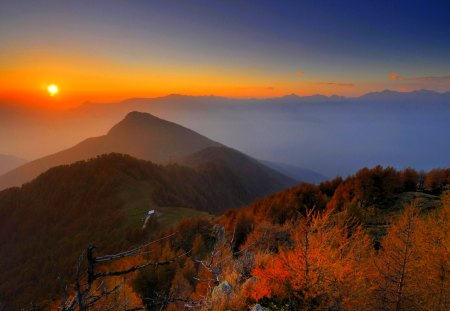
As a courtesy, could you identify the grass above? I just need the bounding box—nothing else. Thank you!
[145,206,210,235]
[118,180,210,237]
[363,191,442,241]
[392,191,441,212]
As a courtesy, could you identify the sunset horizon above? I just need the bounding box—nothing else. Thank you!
[4,88,450,110]
[2,1,450,108]
[1,1,450,310]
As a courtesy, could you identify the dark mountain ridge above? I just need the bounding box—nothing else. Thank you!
[181,146,296,195]
[0,111,222,190]
[261,160,328,183]
[0,152,290,309]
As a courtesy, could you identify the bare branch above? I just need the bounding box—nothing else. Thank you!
[95,233,177,262]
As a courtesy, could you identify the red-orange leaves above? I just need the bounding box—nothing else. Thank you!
[249,209,372,308]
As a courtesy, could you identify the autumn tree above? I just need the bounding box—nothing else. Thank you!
[412,191,450,310]
[372,206,422,310]
[424,169,450,194]
[59,233,188,311]
[319,176,343,198]
[250,208,372,310]
[353,166,402,207]
[132,242,178,310]
[398,167,419,192]
[165,260,197,310]
[249,183,327,225]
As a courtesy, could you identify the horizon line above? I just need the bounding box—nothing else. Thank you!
[108,88,449,104]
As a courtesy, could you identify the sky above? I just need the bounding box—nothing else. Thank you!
[1,0,450,108]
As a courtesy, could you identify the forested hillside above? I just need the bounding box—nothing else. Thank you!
[0,111,294,191]
[181,146,295,198]
[3,1,449,311]
[68,166,450,311]
[5,165,448,310]
[0,111,221,190]
[0,153,289,309]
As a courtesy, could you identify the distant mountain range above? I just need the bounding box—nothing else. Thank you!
[261,160,328,183]
[0,154,26,175]
[0,90,449,309]
[1,89,450,177]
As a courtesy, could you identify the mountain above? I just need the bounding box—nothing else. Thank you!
[0,112,294,308]
[71,90,450,177]
[359,89,450,103]
[261,160,328,183]
[2,90,450,177]
[0,111,221,190]
[181,146,296,197]
[0,152,291,309]
[0,154,26,175]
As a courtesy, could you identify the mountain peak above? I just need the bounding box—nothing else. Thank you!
[124,111,159,120]
[123,110,160,122]
[108,111,169,135]
[0,111,222,190]
[280,93,300,99]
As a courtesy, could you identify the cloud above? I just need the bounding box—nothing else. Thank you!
[313,81,354,87]
[295,70,305,76]
[234,86,275,91]
[389,73,400,80]
[388,73,450,83]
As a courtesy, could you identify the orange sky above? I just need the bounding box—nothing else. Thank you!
[1,1,450,109]
[0,51,394,109]
[1,50,445,110]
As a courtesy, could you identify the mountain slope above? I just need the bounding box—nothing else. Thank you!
[0,111,221,190]
[261,160,328,183]
[0,152,290,309]
[181,146,296,198]
[2,90,450,178]
[0,154,26,175]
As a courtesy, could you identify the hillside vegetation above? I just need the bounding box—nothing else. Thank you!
[0,153,287,309]
[90,166,449,311]
[0,112,294,192]
[1,163,449,309]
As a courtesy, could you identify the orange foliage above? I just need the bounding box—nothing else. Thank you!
[249,209,372,309]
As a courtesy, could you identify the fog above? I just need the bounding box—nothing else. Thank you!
[1,90,450,177]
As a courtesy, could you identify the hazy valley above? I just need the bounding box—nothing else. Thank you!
[0,109,449,310]
[2,90,450,178]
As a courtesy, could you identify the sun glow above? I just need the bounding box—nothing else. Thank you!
[47,84,59,96]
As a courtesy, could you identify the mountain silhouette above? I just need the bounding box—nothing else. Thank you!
[0,154,26,175]
[0,111,293,192]
[0,112,221,189]
[181,146,296,196]
[0,150,292,308]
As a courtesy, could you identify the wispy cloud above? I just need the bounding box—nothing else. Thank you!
[389,73,401,80]
[388,73,450,83]
[313,81,354,87]
[234,86,275,90]
[295,70,305,76]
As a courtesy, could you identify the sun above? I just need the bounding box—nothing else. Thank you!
[47,84,59,96]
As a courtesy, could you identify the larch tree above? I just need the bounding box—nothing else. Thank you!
[413,192,450,310]
[250,208,372,310]
[372,206,421,311]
